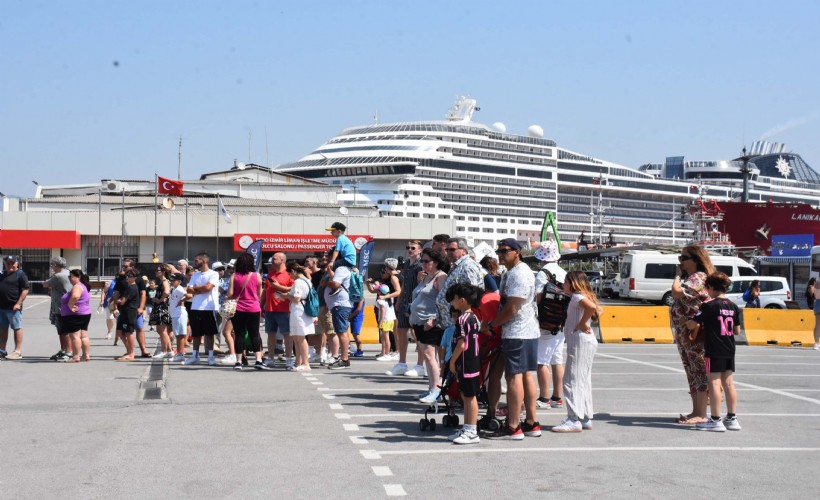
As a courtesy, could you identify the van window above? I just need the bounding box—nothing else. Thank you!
[728,281,746,294]
[760,281,783,292]
[737,267,757,276]
[620,263,631,277]
[715,265,732,275]
[646,264,676,279]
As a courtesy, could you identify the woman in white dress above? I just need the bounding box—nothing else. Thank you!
[286,261,316,371]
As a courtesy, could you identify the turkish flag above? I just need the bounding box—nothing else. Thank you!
[158,176,184,196]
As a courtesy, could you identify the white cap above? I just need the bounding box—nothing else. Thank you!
[211,261,225,270]
[228,259,236,267]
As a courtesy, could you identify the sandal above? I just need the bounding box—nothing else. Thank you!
[115,356,135,362]
[675,414,707,425]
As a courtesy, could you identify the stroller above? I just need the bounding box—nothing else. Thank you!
[418,327,503,431]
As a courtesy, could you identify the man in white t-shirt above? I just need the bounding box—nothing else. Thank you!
[184,253,221,366]
[482,238,541,441]
[324,265,352,370]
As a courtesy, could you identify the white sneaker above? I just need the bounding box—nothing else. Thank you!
[404,365,424,377]
[183,355,200,366]
[813,343,820,350]
[375,353,393,361]
[581,419,593,430]
[220,354,237,365]
[309,346,317,357]
[208,357,217,366]
[172,354,185,363]
[452,429,479,445]
[448,427,463,441]
[723,416,741,431]
[551,419,582,433]
[419,389,440,404]
[696,418,727,432]
[308,353,322,363]
[389,352,400,361]
[385,363,408,376]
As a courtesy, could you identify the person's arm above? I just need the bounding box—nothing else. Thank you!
[384,275,401,301]
[68,284,82,312]
[671,266,685,300]
[227,274,236,298]
[481,296,525,332]
[449,338,464,374]
[138,289,146,315]
[13,288,29,311]
[256,273,263,298]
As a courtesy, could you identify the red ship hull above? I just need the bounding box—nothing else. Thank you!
[720,201,820,254]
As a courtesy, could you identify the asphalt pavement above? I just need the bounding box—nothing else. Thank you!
[1,295,819,499]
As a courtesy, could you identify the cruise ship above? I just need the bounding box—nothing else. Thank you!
[277,97,820,248]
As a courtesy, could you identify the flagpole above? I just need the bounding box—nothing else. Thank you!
[120,187,125,268]
[185,197,189,260]
[216,195,220,261]
[153,172,158,257]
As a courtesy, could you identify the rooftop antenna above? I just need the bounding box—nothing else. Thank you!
[177,136,182,179]
[374,110,379,125]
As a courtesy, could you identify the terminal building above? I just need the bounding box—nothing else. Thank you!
[0,163,455,291]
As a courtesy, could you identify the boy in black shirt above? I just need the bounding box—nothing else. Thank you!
[686,272,741,432]
[115,269,141,361]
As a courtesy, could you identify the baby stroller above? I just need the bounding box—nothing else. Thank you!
[419,328,503,431]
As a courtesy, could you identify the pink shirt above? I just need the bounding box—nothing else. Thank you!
[233,272,261,313]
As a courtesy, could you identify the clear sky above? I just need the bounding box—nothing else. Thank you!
[2,0,818,198]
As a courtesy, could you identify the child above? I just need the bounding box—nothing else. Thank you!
[552,271,601,433]
[146,278,157,329]
[686,272,742,432]
[325,222,356,269]
[445,283,483,445]
[349,298,365,357]
[375,284,396,359]
[169,273,191,363]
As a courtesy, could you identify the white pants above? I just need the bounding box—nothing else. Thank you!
[563,330,598,421]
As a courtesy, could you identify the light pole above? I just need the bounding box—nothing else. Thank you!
[739,147,753,203]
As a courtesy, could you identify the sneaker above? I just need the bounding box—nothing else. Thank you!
[404,365,425,378]
[550,397,564,408]
[536,397,552,409]
[263,358,276,368]
[327,358,350,370]
[308,353,322,363]
[233,362,243,372]
[723,416,741,431]
[352,350,365,357]
[295,364,311,371]
[0,349,7,359]
[208,357,217,366]
[322,356,338,366]
[172,354,185,363]
[581,419,593,431]
[183,356,200,366]
[448,427,463,441]
[385,363,408,376]
[50,349,66,361]
[696,417,726,432]
[452,429,480,445]
[57,352,72,362]
[521,421,542,437]
[254,361,272,371]
[488,425,524,441]
[551,419,582,433]
[375,353,392,361]
[274,345,285,355]
[242,357,249,367]
[389,352,400,361]
[419,389,441,404]
[814,343,820,350]
[219,354,237,365]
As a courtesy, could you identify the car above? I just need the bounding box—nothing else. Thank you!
[725,276,791,309]
[601,273,621,298]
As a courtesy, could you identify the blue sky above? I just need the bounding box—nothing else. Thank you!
[1,0,818,198]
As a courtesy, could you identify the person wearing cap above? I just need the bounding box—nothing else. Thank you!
[533,240,568,410]
[483,238,541,441]
[168,273,191,362]
[326,222,356,270]
[44,256,72,361]
[0,256,29,360]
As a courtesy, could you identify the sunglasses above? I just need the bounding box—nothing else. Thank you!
[496,248,514,256]
[678,255,693,262]
[406,246,418,250]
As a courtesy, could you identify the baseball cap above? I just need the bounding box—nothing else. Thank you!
[326,222,346,232]
[212,261,225,270]
[227,259,236,268]
[497,238,522,251]
[4,255,18,263]
[169,273,185,282]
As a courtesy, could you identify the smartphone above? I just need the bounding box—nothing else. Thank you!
[678,265,689,280]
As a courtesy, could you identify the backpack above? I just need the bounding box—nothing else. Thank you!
[299,278,320,317]
[537,272,570,333]
[346,269,365,303]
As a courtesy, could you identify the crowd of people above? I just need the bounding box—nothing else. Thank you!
[3,224,819,442]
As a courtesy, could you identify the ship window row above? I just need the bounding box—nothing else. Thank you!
[339,123,557,148]
[325,132,555,157]
[418,158,556,182]
[427,180,555,201]
[557,173,692,194]
[313,145,424,155]
[419,170,553,190]
[438,197,554,218]
[382,211,453,220]
[449,148,557,168]
[557,161,654,180]
[559,195,682,213]
[558,150,602,164]
[283,163,418,179]
[559,211,685,228]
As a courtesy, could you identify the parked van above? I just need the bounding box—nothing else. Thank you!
[726,276,791,309]
[619,251,757,306]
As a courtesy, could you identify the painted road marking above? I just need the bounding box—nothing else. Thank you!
[343,424,360,431]
[372,466,393,477]
[311,381,323,385]
[349,436,368,445]
[383,484,406,496]
[322,394,336,399]
[329,403,344,410]
[362,446,820,459]
[334,413,351,419]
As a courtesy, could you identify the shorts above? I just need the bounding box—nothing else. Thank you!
[50,312,65,335]
[264,311,290,339]
[135,314,144,331]
[0,309,23,330]
[331,306,352,334]
[412,324,444,346]
[116,312,138,334]
[380,320,395,333]
[350,308,364,335]
[396,302,411,329]
[458,374,481,398]
[537,331,565,365]
[189,309,219,337]
[705,357,735,373]
[814,300,820,314]
[59,314,91,334]
[318,306,334,336]
[105,309,115,321]
[171,314,188,338]
[502,338,538,375]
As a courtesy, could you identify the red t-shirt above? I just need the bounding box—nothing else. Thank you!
[473,291,501,335]
[264,270,294,313]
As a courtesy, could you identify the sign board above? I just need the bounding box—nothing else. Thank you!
[233,233,373,253]
[770,234,814,257]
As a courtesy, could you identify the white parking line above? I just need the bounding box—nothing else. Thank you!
[349,436,368,445]
[372,466,393,477]
[334,413,351,419]
[383,484,406,496]
[322,394,336,399]
[362,446,820,459]
[23,299,50,311]
[343,424,360,431]
[598,353,820,405]
[311,381,324,385]
[329,403,344,410]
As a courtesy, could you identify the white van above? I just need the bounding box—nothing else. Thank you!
[619,251,757,306]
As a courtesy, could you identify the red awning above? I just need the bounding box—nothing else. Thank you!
[0,230,81,249]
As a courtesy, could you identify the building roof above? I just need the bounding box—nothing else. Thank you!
[24,194,345,208]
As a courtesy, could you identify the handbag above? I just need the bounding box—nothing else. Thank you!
[219,273,252,319]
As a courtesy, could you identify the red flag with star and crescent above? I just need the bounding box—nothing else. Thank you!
[158,176,184,196]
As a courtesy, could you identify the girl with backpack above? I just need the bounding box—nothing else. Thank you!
[286,261,316,371]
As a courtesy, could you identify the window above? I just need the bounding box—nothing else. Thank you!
[645,264,676,279]
[715,265,732,275]
[738,267,757,276]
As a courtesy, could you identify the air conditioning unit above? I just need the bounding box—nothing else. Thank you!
[102,180,127,192]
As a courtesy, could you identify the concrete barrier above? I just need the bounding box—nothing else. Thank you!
[598,306,674,344]
[741,309,816,347]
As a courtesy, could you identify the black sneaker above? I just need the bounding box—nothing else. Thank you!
[0,349,7,359]
[487,424,524,441]
[242,357,249,367]
[521,421,542,437]
[50,349,66,361]
[233,362,243,372]
[327,358,350,370]
[254,361,272,371]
